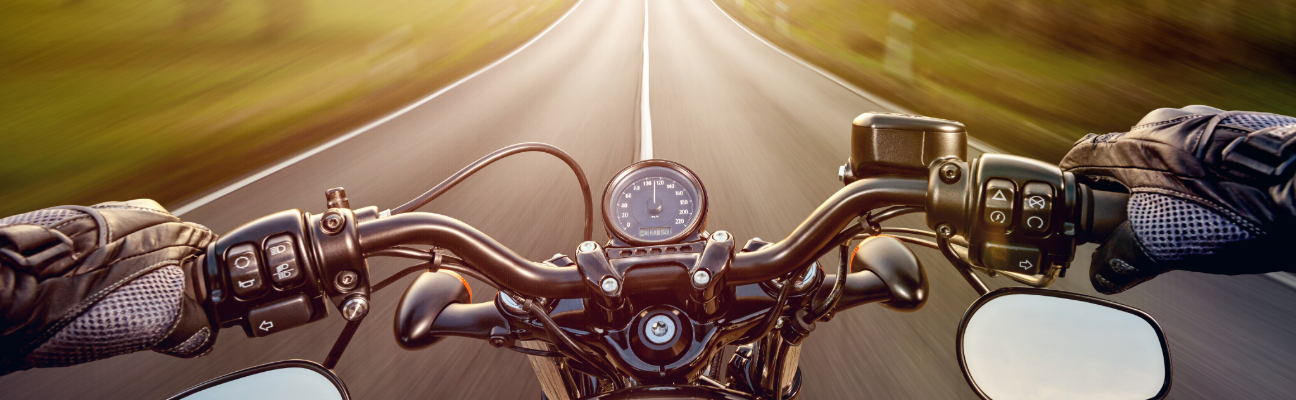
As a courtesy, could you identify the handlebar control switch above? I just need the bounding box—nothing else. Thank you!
[226,244,267,299]
[982,179,1016,233]
[246,294,315,337]
[264,235,304,289]
[1019,183,1054,236]
[981,243,1041,276]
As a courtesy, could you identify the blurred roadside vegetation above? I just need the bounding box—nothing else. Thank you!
[0,0,573,216]
[718,0,1296,160]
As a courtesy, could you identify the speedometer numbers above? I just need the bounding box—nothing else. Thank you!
[602,161,708,245]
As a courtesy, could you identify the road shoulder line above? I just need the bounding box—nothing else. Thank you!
[705,0,1003,154]
[170,0,589,216]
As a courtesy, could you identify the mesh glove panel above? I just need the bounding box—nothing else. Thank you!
[0,200,216,374]
[1061,106,1296,293]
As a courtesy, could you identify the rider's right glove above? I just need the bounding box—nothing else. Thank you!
[1059,105,1296,294]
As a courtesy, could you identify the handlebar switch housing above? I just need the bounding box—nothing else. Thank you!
[203,210,330,338]
[927,154,1082,277]
[309,208,371,307]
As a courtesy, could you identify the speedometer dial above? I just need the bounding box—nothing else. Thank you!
[602,160,708,245]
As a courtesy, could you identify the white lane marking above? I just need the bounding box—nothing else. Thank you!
[705,0,1004,155]
[170,0,590,216]
[638,0,653,161]
[710,0,1296,292]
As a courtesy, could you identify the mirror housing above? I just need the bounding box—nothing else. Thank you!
[845,113,966,183]
[168,360,349,400]
[957,288,1171,400]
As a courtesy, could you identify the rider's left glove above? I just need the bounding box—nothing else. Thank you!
[0,200,216,374]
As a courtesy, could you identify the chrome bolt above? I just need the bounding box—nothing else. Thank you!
[692,270,711,286]
[838,164,850,182]
[937,223,955,238]
[579,241,598,252]
[939,162,962,184]
[341,296,369,321]
[713,231,730,242]
[644,314,676,345]
[600,277,619,294]
[335,270,359,291]
[774,317,785,329]
[322,212,345,235]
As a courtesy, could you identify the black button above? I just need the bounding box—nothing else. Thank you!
[1021,182,1053,235]
[265,235,304,288]
[227,244,266,299]
[247,294,314,337]
[981,243,1042,275]
[983,179,1016,233]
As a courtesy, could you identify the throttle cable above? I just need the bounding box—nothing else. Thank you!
[387,143,595,242]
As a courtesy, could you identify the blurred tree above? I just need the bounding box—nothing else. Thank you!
[173,0,229,31]
[260,0,306,41]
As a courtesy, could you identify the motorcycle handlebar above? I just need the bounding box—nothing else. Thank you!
[356,213,586,299]
[729,177,929,285]
[352,176,1129,298]
[1077,185,1130,244]
[354,177,930,297]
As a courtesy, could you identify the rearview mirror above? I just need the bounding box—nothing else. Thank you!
[957,288,1171,400]
[168,360,350,400]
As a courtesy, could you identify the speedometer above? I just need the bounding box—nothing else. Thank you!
[602,160,708,245]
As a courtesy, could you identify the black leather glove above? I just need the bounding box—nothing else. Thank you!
[0,200,217,374]
[1060,105,1296,294]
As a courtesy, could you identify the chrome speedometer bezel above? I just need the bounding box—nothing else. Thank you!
[601,160,708,246]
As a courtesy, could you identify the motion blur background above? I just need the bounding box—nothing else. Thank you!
[4,0,1296,214]
[2,0,1296,399]
[1,0,574,216]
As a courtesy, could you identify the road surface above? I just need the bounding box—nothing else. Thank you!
[3,0,1294,398]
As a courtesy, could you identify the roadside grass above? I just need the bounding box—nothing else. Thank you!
[717,0,1296,161]
[0,0,573,216]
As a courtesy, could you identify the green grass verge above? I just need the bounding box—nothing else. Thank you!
[716,0,1296,161]
[0,0,574,216]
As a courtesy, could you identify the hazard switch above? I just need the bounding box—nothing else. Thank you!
[982,179,1016,233]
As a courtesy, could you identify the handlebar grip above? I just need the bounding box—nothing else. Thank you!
[1077,185,1130,244]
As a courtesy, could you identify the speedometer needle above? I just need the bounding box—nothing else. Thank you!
[648,181,663,216]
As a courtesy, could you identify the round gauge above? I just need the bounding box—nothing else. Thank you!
[602,160,708,245]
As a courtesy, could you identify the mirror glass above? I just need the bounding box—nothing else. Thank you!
[178,366,345,400]
[961,293,1168,400]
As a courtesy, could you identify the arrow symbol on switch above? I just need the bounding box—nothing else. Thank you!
[1019,260,1033,270]
[259,320,274,331]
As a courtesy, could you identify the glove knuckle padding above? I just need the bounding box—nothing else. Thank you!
[1062,106,1296,292]
[0,200,216,372]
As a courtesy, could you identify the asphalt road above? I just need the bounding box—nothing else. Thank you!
[4,0,1295,398]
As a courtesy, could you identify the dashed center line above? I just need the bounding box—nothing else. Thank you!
[638,0,653,161]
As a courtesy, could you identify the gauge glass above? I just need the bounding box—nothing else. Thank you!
[606,164,704,244]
